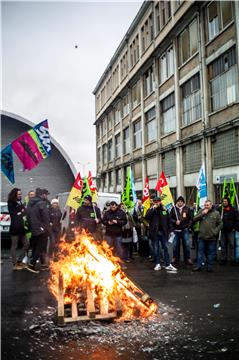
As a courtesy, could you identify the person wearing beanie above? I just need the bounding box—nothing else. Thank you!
[170,196,193,266]
[75,195,101,236]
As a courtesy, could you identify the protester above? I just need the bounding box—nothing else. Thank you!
[75,195,101,237]
[102,201,127,264]
[42,189,51,209]
[121,204,134,262]
[170,196,193,266]
[146,196,177,272]
[133,199,144,255]
[219,197,239,265]
[193,200,223,272]
[49,199,62,255]
[26,188,51,273]
[24,190,36,206]
[191,202,200,263]
[7,188,29,270]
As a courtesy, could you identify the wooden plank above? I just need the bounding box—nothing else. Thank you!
[86,285,96,319]
[71,298,78,320]
[100,296,109,315]
[115,296,123,318]
[57,271,65,326]
[64,312,117,323]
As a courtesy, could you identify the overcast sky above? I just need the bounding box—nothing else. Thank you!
[2,0,142,175]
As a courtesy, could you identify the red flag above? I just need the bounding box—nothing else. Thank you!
[142,176,150,216]
[88,171,97,192]
[155,171,167,192]
[155,171,174,211]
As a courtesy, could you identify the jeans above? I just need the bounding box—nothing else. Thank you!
[151,231,170,266]
[105,235,124,259]
[221,231,235,262]
[11,235,29,265]
[197,239,217,269]
[173,229,190,262]
[30,233,48,266]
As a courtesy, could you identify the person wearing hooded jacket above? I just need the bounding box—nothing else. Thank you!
[26,188,50,273]
[75,195,101,236]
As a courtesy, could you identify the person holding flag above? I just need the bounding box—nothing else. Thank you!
[75,194,101,237]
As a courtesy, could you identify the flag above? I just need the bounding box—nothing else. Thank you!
[11,120,51,171]
[222,178,230,199]
[0,144,15,184]
[88,171,98,203]
[79,176,92,206]
[142,176,150,216]
[196,163,207,208]
[121,168,135,211]
[66,172,83,210]
[229,178,237,206]
[155,171,174,211]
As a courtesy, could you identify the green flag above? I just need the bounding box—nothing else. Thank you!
[222,178,230,199]
[79,176,92,206]
[229,178,237,206]
[121,168,135,211]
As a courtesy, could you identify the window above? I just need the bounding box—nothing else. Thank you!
[102,118,107,135]
[101,86,106,106]
[146,157,157,177]
[162,150,176,176]
[160,1,171,28]
[107,112,113,130]
[123,127,130,154]
[112,65,119,92]
[161,93,176,134]
[207,1,233,41]
[182,73,201,125]
[97,147,101,164]
[133,119,142,149]
[141,14,153,53]
[209,47,238,112]
[114,101,121,124]
[102,173,106,190]
[115,133,121,158]
[108,171,113,187]
[120,51,128,80]
[122,93,129,118]
[132,80,141,108]
[155,3,160,34]
[184,142,201,173]
[108,139,113,161]
[160,45,174,83]
[145,107,156,143]
[116,168,121,185]
[144,66,155,97]
[102,144,107,164]
[130,35,140,68]
[134,162,142,180]
[96,124,100,139]
[179,19,199,65]
[212,129,239,168]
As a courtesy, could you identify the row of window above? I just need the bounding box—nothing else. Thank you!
[98,129,239,187]
[96,46,239,139]
[96,1,234,112]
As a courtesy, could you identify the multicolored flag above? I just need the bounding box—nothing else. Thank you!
[66,172,83,210]
[79,176,92,206]
[155,171,174,211]
[222,178,230,199]
[11,120,51,171]
[196,163,207,208]
[142,176,150,216]
[88,171,98,203]
[0,144,15,184]
[229,177,237,206]
[121,168,135,211]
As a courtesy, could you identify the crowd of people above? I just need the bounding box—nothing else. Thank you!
[7,187,239,274]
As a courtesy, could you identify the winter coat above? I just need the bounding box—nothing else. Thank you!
[193,208,223,241]
[49,207,62,233]
[102,208,127,237]
[219,205,239,232]
[8,200,26,236]
[26,197,50,236]
[170,205,192,231]
[75,204,101,234]
[145,205,171,240]
[122,213,134,240]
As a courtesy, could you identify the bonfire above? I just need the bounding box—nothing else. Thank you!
[48,232,157,324]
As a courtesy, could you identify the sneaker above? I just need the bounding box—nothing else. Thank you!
[13,264,24,271]
[185,259,193,265]
[26,264,40,274]
[165,264,177,272]
[154,264,161,271]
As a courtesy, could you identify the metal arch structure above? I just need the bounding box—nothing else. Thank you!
[0,110,77,176]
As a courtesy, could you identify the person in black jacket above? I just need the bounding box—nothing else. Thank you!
[7,188,29,270]
[219,197,239,265]
[170,196,193,266]
[49,198,62,255]
[102,201,127,260]
[75,195,101,237]
[146,196,177,272]
[26,188,50,273]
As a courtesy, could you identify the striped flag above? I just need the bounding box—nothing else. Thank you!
[142,176,150,216]
[88,170,98,203]
[66,172,83,209]
[196,163,207,208]
[155,171,174,212]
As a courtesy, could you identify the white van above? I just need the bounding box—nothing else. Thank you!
[57,191,121,234]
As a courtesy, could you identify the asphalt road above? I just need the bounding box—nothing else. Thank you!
[1,250,239,360]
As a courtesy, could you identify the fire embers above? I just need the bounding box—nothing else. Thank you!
[48,232,157,323]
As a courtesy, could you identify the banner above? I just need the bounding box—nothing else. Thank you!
[79,176,92,206]
[155,171,174,212]
[196,163,207,208]
[121,168,135,211]
[0,144,15,184]
[11,120,51,171]
[222,178,230,200]
[229,178,237,206]
[88,170,98,203]
[142,176,150,216]
[66,172,83,210]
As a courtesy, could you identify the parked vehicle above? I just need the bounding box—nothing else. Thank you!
[0,202,11,248]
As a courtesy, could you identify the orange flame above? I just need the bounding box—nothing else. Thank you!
[48,232,157,320]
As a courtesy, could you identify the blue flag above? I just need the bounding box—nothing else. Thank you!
[1,144,15,184]
[33,119,52,156]
[196,163,207,208]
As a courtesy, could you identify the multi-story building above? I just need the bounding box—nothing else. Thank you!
[93,1,239,204]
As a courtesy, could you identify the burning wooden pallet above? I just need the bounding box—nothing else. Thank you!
[57,272,123,325]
